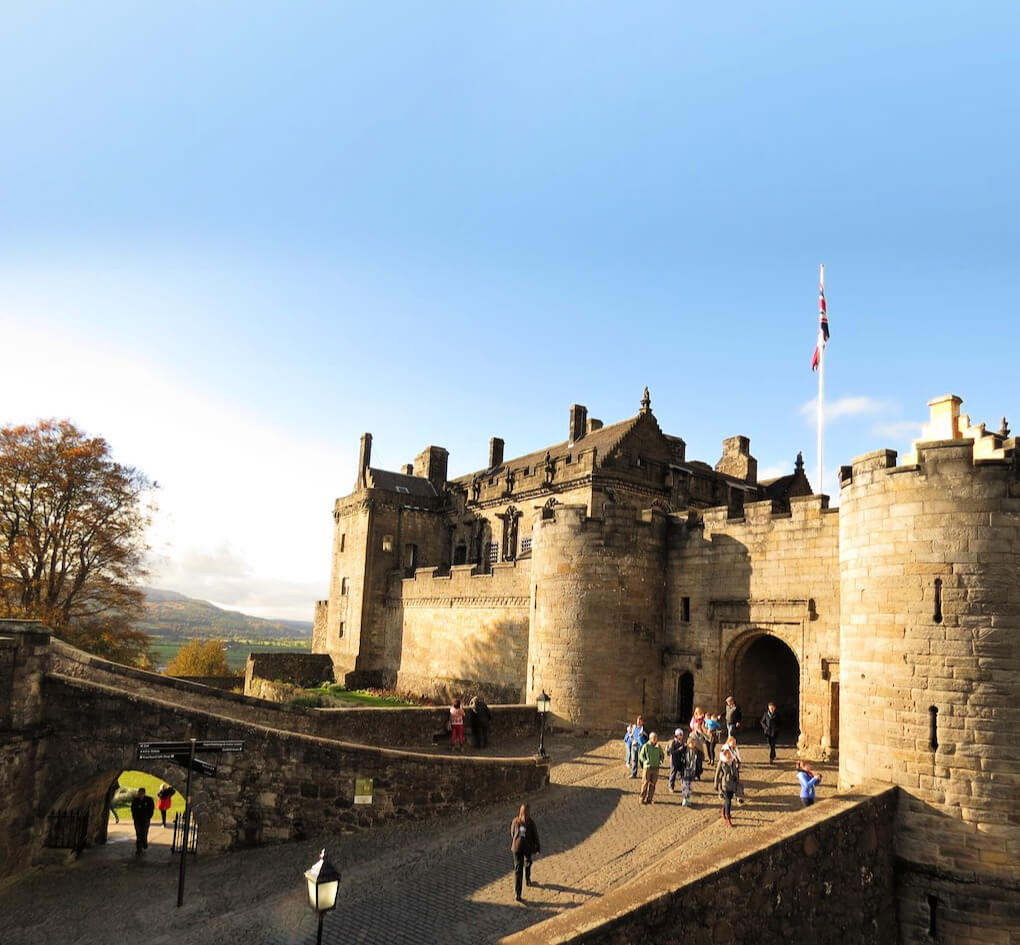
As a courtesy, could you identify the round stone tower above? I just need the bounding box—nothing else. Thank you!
[838,396,1019,943]
[527,502,667,731]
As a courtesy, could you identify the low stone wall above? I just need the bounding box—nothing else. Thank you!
[175,675,241,691]
[502,784,898,945]
[244,652,334,694]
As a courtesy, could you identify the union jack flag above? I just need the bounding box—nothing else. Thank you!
[811,267,829,371]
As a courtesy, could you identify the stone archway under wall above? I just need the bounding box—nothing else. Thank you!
[722,630,801,743]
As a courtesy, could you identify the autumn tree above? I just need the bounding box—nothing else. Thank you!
[165,639,232,677]
[0,419,155,666]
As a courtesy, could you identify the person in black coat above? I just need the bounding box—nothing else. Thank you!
[130,787,155,853]
[760,702,781,762]
[470,696,492,748]
[509,803,541,901]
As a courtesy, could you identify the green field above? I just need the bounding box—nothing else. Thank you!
[149,638,311,674]
[110,769,187,823]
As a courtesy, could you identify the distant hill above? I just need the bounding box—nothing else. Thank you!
[139,587,313,642]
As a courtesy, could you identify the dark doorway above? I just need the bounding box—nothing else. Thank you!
[676,671,694,725]
[733,635,800,741]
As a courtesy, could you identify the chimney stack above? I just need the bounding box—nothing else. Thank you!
[569,404,588,444]
[413,446,449,490]
[489,437,505,469]
[357,433,372,489]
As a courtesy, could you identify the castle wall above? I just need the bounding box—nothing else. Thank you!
[529,503,668,730]
[391,562,531,703]
[667,495,840,755]
[838,441,1020,944]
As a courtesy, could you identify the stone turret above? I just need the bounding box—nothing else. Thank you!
[838,397,1020,943]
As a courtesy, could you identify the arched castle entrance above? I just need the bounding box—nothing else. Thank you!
[723,631,800,742]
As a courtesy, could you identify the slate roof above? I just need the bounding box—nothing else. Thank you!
[365,468,439,498]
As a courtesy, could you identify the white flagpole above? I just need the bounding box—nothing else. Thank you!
[817,263,825,495]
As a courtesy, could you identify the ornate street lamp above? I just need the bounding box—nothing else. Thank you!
[536,690,551,759]
[304,848,341,945]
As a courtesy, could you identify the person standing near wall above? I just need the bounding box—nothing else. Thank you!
[130,787,155,853]
[470,696,492,748]
[509,803,541,902]
[156,783,175,827]
[796,761,822,806]
[628,716,647,779]
[450,698,466,751]
[760,701,781,763]
[638,732,664,805]
[678,736,704,807]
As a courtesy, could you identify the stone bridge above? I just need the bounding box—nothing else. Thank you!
[0,621,548,880]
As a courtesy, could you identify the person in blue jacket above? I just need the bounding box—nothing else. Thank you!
[627,716,647,779]
[796,760,822,806]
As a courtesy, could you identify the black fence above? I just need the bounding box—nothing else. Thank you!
[46,808,89,852]
[171,812,199,855]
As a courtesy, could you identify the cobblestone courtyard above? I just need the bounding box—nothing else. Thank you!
[1,735,829,945]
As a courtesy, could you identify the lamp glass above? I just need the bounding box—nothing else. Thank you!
[537,691,551,714]
[305,850,341,913]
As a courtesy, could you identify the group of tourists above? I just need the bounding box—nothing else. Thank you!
[621,696,819,825]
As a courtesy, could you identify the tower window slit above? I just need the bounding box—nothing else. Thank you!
[933,578,942,624]
[928,705,939,751]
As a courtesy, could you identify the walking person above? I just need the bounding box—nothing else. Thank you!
[704,714,722,765]
[665,728,686,793]
[106,779,121,825]
[130,787,155,853]
[797,761,822,806]
[450,698,466,751]
[760,702,781,763]
[509,803,541,902]
[156,783,175,827]
[638,732,664,805]
[628,716,647,779]
[714,747,740,827]
[678,736,704,807]
[724,735,746,804]
[725,696,743,739]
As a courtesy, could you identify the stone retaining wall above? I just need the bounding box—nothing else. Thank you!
[502,785,898,945]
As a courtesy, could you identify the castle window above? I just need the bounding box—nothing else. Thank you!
[927,894,938,939]
[340,577,349,596]
[340,533,346,552]
[933,578,943,624]
[404,544,418,571]
[338,621,345,638]
[453,543,467,566]
[520,537,532,555]
[382,534,393,552]
[487,541,499,563]
[928,705,939,751]
[395,486,410,494]
[681,597,691,622]
[565,453,572,464]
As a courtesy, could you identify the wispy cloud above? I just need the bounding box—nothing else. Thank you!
[871,420,923,441]
[799,395,888,424]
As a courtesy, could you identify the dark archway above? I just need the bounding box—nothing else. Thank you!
[676,671,694,725]
[733,634,800,741]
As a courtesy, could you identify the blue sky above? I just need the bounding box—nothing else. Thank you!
[2,2,1017,619]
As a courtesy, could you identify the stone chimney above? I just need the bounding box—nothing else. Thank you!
[489,437,504,469]
[413,446,449,490]
[402,463,414,476]
[715,435,758,484]
[357,433,372,489]
[569,404,588,444]
[587,417,603,434]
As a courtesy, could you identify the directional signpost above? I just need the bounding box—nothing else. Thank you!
[136,738,245,906]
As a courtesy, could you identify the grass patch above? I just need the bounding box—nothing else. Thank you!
[110,769,186,823]
[303,684,421,707]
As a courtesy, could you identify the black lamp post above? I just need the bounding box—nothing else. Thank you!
[304,848,341,945]
[536,690,551,758]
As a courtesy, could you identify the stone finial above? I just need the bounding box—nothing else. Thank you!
[795,451,804,473]
[640,387,651,413]
[999,416,1010,438]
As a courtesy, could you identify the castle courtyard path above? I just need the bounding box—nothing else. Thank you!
[1,735,833,945]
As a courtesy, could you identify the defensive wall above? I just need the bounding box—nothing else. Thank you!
[502,784,898,945]
[838,422,1020,944]
[668,493,841,756]
[0,622,547,882]
[529,503,669,730]
[244,652,335,694]
[391,560,531,703]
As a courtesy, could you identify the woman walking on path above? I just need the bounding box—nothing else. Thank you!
[450,699,466,750]
[714,747,740,826]
[760,702,781,763]
[509,803,541,902]
[797,761,822,806]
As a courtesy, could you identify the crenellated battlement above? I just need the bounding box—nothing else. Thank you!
[534,500,668,549]
[394,559,530,604]
[699,493,835,538]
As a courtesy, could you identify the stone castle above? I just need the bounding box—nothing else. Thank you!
[312,390,1018,941]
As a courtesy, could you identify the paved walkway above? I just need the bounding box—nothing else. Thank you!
[1,735,832,945]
